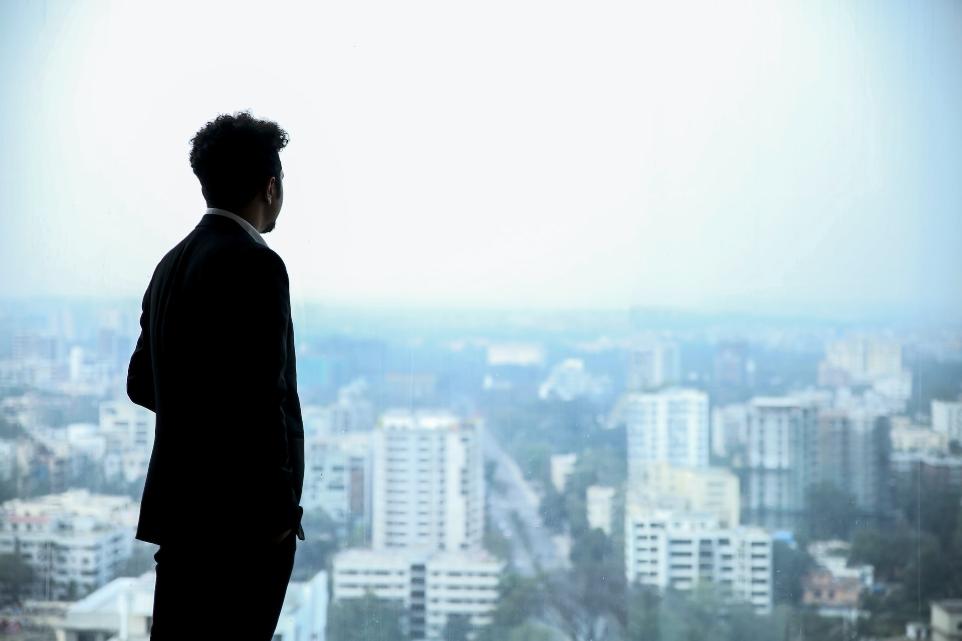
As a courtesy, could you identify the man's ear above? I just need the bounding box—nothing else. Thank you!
[265,176,276,202]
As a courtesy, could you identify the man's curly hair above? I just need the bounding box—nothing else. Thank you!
[189,111,289,211]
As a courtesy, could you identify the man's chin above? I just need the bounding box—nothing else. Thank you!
[263,222,275,233]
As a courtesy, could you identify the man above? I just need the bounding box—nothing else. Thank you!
[127,111,305,640]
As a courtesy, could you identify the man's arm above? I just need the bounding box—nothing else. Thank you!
[233,248,301,539]
[283,317,306,540]
[127,282,156,412]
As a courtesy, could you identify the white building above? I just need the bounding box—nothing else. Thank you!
[303,432,372,537]
[624,503,772,614]
[807,540,874,587]
[932,600,962,641]
[550,453,578,493]
[99,401,154,453]
[627,342,680,392]
[372,410,484,552]
[486,343,544,367]
[586,485,616,535]
[932,399,962,444]
[0,490,139,600]
[710,403,748,460]
[633,463,741,527]
[625,388,709,481]
[97,400,155,483]
[738,396,818,529]
[53,570,327,641]
[890,422,950,454]
[823,335,903,384]
[332,548,501,641]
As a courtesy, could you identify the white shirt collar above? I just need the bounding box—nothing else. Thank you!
[205,207,267,247]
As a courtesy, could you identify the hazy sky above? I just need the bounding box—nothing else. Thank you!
[1,1,960,318]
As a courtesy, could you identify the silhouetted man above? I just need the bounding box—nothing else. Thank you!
[127,111,305,640]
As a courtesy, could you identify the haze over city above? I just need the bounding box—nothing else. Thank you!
[1,0,960,319]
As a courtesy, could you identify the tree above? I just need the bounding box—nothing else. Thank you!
[291,509,340,581]
[625,585,660,641]
[327,593,405,641]
[0,552,35,605]
[538,487,568,533]
[490,574,544,630]
[805,481,857,540]
[772,539,814,605]
[443,613,472,641]
[850,529,914,583]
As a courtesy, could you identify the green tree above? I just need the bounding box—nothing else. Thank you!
[0,552,35,605]
[805,481,857,540]
[772,539,814,605]
[625,584,660,641]
[327,593,405,641]
[491,574,544,630]
[538,487,568,533]
[850,529,914,583]
[291,509,340,581]
[504,621,557,641]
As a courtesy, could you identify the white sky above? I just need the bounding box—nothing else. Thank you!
[1,0,960,318]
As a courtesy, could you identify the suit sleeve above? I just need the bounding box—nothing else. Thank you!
[234,248,301,536]
[127,282,156,412]
[282,317,306,539]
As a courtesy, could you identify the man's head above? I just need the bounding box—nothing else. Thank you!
[189,111,288,233]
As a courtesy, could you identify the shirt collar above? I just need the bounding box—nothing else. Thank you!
[204,208,268,247]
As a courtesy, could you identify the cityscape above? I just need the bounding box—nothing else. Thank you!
[0,300,960,640]
[2,2,962,640]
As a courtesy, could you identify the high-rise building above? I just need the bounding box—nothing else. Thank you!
[814,408,891,515]
[625,388,709,481]
[372,410,484,552]
[932,399,962,444]
[627,342,680,392]
[711,403,749,461]
[332,549,502,641]
[624,503,772,614]
[737,397,817,529]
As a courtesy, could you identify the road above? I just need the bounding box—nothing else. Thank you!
[483,429,566,576]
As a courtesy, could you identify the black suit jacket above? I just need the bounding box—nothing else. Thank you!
[127,212,305,546]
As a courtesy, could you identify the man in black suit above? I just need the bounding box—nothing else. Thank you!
[127,111,305,640]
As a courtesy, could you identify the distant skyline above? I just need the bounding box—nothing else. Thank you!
[1,1,960,319]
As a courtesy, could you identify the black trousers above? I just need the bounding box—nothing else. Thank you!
[150,532,296,640]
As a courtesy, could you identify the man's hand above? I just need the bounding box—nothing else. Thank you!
[271,528,292,544]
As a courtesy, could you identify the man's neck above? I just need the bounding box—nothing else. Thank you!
[205,207,267,246]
